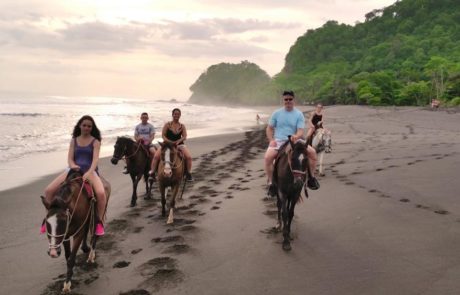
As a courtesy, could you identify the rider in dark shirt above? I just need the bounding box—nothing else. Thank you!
[149,108,193,181]
[307,104,324,144]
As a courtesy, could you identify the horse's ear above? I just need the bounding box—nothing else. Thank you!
[41,195,50,210]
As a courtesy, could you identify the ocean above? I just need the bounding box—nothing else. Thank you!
[0,96,264,191]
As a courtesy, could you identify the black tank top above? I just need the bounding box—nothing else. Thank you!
[166,122,183,142]
[311,113,322,127]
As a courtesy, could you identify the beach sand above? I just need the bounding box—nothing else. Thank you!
[1,106,460,295]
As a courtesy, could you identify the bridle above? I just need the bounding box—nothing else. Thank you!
[112,139,142,161]
[45,176,96,250]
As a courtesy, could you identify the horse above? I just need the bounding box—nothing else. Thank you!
[157,141,185,224]
[40,168,111,293]
[111,136,153,207]
[311,128,332,176]
[272,137,309,251]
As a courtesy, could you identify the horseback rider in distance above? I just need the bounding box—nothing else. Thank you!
[306,103,324,145]
[264,91,320,196]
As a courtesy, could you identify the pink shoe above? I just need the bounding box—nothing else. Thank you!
[40,222,46,234]
[95,222,105,236]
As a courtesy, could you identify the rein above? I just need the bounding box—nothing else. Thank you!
[45,177,96,249]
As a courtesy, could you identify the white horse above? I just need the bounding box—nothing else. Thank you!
[311,129,332,176]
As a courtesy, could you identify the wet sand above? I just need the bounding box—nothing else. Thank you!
[1,106,460,295]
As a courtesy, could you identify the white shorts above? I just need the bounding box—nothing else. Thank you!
[267,140,287,151]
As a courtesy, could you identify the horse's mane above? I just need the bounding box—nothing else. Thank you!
[50,169,83,209]
[118,136,135,144]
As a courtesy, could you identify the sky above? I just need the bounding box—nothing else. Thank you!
[0,0,396,101]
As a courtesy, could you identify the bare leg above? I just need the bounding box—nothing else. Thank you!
[307,145,317,177]
[150,148,161,174]
[264,148,277,184]
[44,171,68,203]
[87,173,107,221]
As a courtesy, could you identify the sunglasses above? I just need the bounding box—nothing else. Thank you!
[284,98,293,102]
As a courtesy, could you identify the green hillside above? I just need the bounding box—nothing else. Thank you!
[277,0,460,106]
[189,0,460,106]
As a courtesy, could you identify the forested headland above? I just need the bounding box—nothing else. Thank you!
[189,0,460,106]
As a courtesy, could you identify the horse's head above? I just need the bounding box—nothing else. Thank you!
[159,141,178,178]
[41,169,83,258]
[111,136,132,165]
[288,138,308,189]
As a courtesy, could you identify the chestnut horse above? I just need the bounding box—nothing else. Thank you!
[111,136,153,207]
[271,138,309,251]
[157,141,185,224]
[41,169,111,293]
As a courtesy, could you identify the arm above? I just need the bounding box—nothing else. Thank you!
[162,123,172,144]
[68,139,79,169]
[266,125,276,147]
[83,140,101,180]
[134,126,141,142]
[176,124,187,145]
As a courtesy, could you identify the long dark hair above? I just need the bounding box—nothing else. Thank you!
[72,115,102,141]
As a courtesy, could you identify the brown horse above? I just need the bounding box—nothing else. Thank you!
[111,136,153,206]
[41,168,111,293]
[272,137,309,251]
[157,141,185,224]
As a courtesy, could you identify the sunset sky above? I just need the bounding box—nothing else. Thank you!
[0,0,395,101]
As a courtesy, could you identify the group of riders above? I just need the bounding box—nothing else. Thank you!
[40,90,328,237]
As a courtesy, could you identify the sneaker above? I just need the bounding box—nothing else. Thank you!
[122,166,129,174]
[95,222,105,236]
[185,172,194,182]
[307,177,320,190]
[267,183,277,197]
[40,222,46,234]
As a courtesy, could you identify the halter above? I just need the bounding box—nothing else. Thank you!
[285,143,308,179]
[162,146,183,170]
[113,140,143,161]
[45,177,96,250]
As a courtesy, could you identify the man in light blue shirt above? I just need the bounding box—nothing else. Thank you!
[264,90,319,195]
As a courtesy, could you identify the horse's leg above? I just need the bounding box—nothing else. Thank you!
[130,173,140,207]
[160,185,166,217]
[63,240,71,261]
[287,198,297,241]
[319,151,325,176]
[281,197,291,251]
[80,224,90,253]
[144,171,152,200]
[276,195,282,231]
[87,204,98,263]
[167,184,180,224]
[62,234,84,293]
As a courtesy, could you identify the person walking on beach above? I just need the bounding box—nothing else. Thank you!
[264,90,320,196]
[123,112,156,174]
[149,108,194,181]
[41,115,107,235]
[306,103,325,144]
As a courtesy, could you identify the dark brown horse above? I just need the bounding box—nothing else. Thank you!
[157,141,185,224]
[41,169,111,293]
[111,136,153,206]
[272,137,309,251]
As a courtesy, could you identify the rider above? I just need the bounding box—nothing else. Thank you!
[123,112,156,174]
[41,115,107,236]
[149,108,194,181]
[264,90,320,196]
[306,103,324,144]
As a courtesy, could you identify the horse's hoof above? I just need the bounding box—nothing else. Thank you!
[166,219,174,225]
[62,281,71,293]
[320,173,325,177]
[282,242,292,251]
[144,196,152,200]
[87,250,96,263]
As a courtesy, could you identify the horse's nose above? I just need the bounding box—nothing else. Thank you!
[48,247,61,258]
[111,158,118,165]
